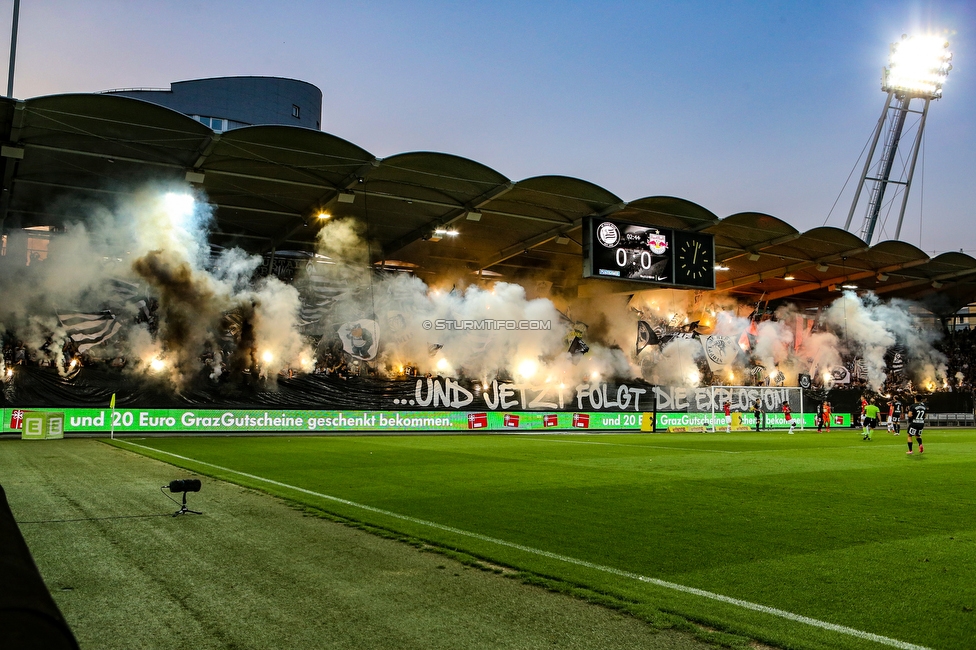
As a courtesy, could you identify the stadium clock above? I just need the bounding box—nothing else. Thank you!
[673,230,714,289]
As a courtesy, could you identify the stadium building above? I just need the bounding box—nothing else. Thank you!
[0,77,973,434]
[103,76,323,132]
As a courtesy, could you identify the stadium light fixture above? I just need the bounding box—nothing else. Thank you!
[817,264,829,272]
[842,283,859,290]
[783,273,795,281]
[316,211,331,220]
[163,192,195,227]
[714,264,729,271]
[883,34,952,99]
[337,191,356,203]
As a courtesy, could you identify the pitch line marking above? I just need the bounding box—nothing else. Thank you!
[119,440,930,650]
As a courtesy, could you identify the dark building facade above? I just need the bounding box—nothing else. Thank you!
[104,76,322,132]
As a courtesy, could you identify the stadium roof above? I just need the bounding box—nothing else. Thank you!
[0,93,974,315]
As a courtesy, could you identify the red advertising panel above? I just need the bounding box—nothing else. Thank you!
[468,412,488,429]
[9,409,25,430]
[503,413,520,428]
[543,414,558,428]
[572,413,590,429]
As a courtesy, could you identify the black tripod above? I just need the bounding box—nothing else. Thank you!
[173,491,202,517]
[162,481,203,517]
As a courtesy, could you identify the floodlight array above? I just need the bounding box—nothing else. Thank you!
[882,34,952,99]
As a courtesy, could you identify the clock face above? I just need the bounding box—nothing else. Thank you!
[674,232,714,288]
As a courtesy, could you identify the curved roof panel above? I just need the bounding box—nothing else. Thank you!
[23,94,211,161]
[615,196,718,230]
[489,175,622,223]
[369,152,508,208]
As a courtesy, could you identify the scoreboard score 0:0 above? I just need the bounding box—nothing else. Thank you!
[582,217,715,290]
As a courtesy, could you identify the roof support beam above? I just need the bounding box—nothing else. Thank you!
[191,132,220,170]
[871,266,976,296]
[259,158,380,254]
[715,245,872,291]
[716,231,805,263]
[759,257,932,301]
[24,143,186,170]
[479,202,626,270]
[362,187,570,226]
[381,181,516,256]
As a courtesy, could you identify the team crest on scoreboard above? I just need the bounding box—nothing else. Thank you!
[645,230,669,255]
[596,222,620,247]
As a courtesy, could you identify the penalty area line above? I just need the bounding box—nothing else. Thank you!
[119,440,929,650]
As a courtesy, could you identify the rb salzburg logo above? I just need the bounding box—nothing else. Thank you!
[645,230,668,255]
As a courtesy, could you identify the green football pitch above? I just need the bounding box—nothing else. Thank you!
[111,429,976,650]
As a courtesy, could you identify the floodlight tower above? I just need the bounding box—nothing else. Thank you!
[844,35,952,245]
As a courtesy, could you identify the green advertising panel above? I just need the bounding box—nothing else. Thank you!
[655,412,850,429]
[2,407,863,435]
[1,407,645,434]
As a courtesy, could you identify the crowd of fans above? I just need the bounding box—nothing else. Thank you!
[4,323,976,394]
[937,327,976,393]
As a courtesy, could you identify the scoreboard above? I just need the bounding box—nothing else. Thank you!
[582,217,715,290]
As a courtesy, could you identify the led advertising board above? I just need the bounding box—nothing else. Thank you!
[583,217,715,290]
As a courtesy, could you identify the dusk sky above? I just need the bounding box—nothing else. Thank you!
[5,1,974,255]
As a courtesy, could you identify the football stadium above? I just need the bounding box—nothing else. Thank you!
[2,23,975,650]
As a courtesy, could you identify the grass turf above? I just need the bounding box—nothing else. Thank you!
[108,429,976,650]
[1,438,720,650]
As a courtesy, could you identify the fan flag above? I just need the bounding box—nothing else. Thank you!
[568,336,589,357]
[337,319,380,361]
[636,321,659,355]
[58,310,123,353]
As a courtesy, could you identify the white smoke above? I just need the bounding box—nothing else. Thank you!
[0,183,314,388]
[0,187,950,394]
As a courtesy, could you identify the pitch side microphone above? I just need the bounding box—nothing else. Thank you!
[166,479,201,493]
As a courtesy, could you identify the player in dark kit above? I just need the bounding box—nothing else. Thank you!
[816,401,825,432]
[888,398,903,435]
[905,398,926,455]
